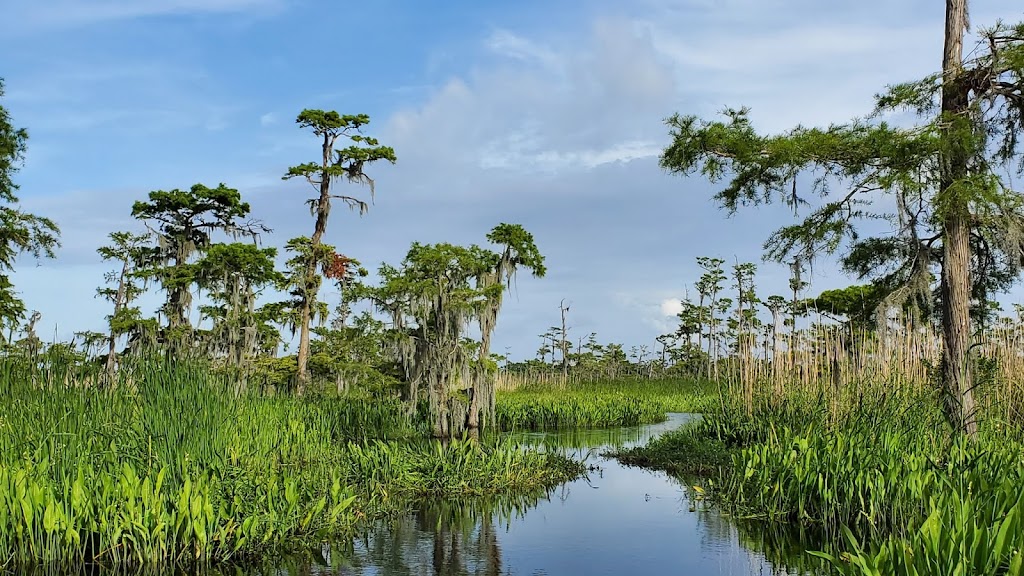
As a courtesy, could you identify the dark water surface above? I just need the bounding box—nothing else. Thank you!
[314,414,814,576]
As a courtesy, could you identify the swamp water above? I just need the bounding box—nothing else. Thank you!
[308,413,819,576]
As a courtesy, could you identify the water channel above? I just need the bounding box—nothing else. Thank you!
[307,413,818,576]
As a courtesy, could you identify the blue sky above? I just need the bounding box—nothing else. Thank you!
[1,0,1022,358]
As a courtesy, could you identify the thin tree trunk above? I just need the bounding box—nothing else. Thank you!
[560,299,569,379]
[697,293,706,378]
[296,304,313,395]
[939,0,978,436]
[105,259,130,380]
[770,307,781,396]
[296,131,335,396]
[736,270,751,414]
[708,291,718,382]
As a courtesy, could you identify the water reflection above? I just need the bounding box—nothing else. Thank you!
[316,414,817,576]
[503,412,699,455]
[340,499,518,576]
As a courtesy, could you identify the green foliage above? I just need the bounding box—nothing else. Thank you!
[130,183,254,239]
[281,109,396,387]
[496,393,666,430]
[280,236,333,327]
[663,108,935,259]
[614,422,730,477]
[131,183,264,335]
[283,109,397,215]
[621,379,1024,576]
[496,379,716,431]
[486,223,547,278]
[194,243,285,365]
[0,355,583,568]
[0,79,60,329]
[96,231,154,360]
[309,312,399,394]
[806,284,887,328]
[196,243,281,287]
[659,22,1024,345]
[364,223,547,436]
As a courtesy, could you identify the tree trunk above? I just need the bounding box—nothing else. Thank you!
[938,0,978,437]
[560,299,569,379]
[296,304,312,396]
[167,241,192,334]
[770,308,782,397]
[708,290,718,382]
[105,259,130,381]
[296,131,335,396]
[736,277,751,415]
[467,312,494,431]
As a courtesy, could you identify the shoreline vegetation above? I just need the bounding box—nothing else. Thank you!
[611,324,1024,575]
[0,354,711,572]
[0,356,589,570]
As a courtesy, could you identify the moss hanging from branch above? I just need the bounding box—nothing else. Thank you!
[360,224,545,438]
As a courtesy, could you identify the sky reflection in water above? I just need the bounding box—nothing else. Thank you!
[322,414,811,576]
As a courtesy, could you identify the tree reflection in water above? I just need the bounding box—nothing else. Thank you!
[336,490,549,576]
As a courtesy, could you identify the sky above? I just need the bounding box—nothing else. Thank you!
[1,0,1022,359]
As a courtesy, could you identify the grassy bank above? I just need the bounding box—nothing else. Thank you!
[617,384,1024,575]
[0,358,583,570]
[495,378,716,430]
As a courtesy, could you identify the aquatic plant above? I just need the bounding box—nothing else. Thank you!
[0,356,583,569]
[625,383,1024,575]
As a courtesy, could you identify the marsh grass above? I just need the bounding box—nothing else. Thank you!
[0,356,584,569]
[613,423,730,477]
[495,378,716,430]
[622,380,1024,575]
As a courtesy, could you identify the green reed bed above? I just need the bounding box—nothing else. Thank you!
[495,393,666,430]
[495,378,715,430]
[0,358,583,569]
[620,386,1024,575]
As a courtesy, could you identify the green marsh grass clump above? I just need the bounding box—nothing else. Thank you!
[613,422,730,477]
[495,393,666,430]
[0,357,583,569]
[495,378,715,430]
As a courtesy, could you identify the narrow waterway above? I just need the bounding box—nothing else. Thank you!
[319,414,815,576]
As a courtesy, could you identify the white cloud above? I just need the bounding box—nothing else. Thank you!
[369,2,1024,352]
[660,298,683,317]
[259,113,277,127]
[383,17,677,178]
[612,291,682,336]
[479,139,663,172]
